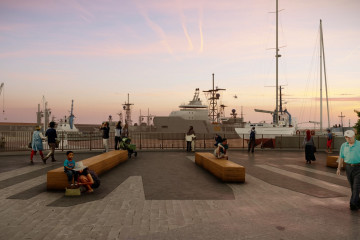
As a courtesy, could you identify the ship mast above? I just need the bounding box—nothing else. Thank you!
[203,73,226,123]
[122,93,134,126]
[275,0,279,124]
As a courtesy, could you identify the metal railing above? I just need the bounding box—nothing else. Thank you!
[0,131,242,152]
[0,131,345,152]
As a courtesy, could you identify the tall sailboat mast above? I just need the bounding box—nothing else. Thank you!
[275,0,280,124]
[319,19,330,131]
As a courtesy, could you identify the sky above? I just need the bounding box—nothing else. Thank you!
[0,0,359,128]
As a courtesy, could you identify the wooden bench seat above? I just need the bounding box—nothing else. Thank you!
[326,155,345,169]
[195,152,245,182]
[47,150,128,190]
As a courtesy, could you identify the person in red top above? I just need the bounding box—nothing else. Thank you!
[326,129,333,153]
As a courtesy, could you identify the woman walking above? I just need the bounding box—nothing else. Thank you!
[30,125,46,164]
[303,130,316,164]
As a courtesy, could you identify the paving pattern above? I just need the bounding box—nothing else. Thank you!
[1,150,360,240]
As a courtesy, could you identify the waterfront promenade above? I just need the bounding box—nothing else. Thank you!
[0,150,359,240]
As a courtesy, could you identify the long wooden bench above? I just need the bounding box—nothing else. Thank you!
[195,152,245,182]
[326,155,345,169]
[47,150,128,190]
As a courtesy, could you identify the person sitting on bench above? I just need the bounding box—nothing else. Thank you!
[214,138,228,160]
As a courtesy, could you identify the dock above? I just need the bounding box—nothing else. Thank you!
[0,150,358,239]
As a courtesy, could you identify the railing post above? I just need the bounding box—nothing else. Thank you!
[61,131,64,152]
[139,133,142,150]
[90,132,92,151]
[161,133,164,149]
[203,134,206,149]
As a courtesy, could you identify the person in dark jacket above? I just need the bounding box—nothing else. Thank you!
[43,121,57,163]
[100,122,110,152]
[114,121,122,150]
[248,127,256,153]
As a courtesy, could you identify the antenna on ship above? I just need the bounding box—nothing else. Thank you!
[69,100,75,129]
[338,112,345,135]
[203,73,226,124]
[122,93,134,126]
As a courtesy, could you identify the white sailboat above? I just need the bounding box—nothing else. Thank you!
[235,0,296,144]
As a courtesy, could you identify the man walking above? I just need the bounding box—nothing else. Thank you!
[43,121,57,163]
[248,127,256,153]
[337,130,360,211]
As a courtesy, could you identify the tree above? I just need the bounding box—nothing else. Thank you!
[354,110,360,141]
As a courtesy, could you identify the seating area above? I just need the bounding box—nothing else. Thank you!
[326,155,345,169]
[47,150,128,190]
[195,152,245,182]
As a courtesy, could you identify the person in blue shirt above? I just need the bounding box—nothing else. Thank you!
[64,151,76,186]
[337,130,360,211]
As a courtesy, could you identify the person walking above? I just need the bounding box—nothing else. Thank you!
[336,130,360,211]
[30,126,46,164]
[248,127,256,153]
[303,129,316,164]
[114,121,122,150]
[326,129,333,153]
[185,126,195,152]
[100,122,110,152]
[43,121,57,163]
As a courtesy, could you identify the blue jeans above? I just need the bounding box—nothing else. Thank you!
[64,169,76,184]
[345,164,360,208]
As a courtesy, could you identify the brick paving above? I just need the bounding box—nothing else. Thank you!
[1,150,360,239]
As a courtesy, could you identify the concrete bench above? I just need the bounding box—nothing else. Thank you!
[47,150,128,190]
[195,152,245,182]
[326,155,345,169]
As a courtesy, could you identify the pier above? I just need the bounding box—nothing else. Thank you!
[0,149,359,239]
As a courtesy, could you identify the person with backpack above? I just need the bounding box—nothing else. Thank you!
[74,161,101,193]
[248,127,256,153]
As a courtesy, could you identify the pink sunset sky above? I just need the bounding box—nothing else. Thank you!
[0,0,359,127]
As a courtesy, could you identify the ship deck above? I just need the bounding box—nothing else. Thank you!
[0,150,358,239]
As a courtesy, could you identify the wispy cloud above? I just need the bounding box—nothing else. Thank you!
[198,7,204,53]
[135,2,173,55]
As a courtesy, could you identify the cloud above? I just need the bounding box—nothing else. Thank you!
[135,2,173,55]
[198,7,204,53]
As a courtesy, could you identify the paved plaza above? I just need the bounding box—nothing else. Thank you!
[0,149,359,240]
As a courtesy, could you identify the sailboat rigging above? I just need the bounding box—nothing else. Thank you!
[235,0,296,144]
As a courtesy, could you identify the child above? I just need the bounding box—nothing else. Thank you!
[64,151,76,186]
[214,138,229,160]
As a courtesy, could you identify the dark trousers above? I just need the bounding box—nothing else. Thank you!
[248,139,255,152]
[345,164,360,208]
[186,141,192,152]
[115,136,121,150]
